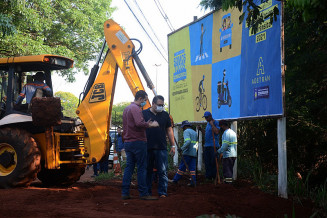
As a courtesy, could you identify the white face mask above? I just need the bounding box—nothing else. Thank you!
[155,105,164,112]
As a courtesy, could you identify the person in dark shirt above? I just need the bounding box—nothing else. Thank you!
[142,95,175,198]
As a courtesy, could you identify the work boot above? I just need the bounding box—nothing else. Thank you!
[187,183,196,187]
[121,195,131,200]
[140,195,158,200]
[168,179,177,184]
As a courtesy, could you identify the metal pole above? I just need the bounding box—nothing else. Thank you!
[154,64,161,93]
[231,121,237,181]
[278,117,287,198]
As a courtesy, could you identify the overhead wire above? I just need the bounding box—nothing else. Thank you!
[123,0,168,63]
[153,0,175,32]
[133,0,167,55]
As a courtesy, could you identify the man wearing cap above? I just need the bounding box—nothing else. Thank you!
[217,120,237,184]
[15,71,52,107]
[201,111,221,180]
[142,95,175,198]
[170,120,198,186]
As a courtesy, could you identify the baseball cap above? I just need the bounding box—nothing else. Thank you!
[202,111,212,118]
[181,120,191,128]
[219,120,229,126]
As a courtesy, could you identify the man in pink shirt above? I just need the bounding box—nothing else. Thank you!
[122,90,159,200]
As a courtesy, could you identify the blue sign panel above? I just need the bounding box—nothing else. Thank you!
[173,49,187,82]
[240,0,282,117]
[168,0,283,122]
[219,13,233,50]
[189,14,213,66]
[211,56,241,119]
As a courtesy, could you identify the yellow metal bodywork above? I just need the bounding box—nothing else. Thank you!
[76,51,118,163]
[0,54,73,65]
[76,19,151,164]
[103,19,151,109]
[33,131,85,169]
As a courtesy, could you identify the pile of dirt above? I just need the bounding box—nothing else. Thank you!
[0,172,315,217]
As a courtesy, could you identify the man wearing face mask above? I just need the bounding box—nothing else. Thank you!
[142,95,176,198]
[122,90,159,200]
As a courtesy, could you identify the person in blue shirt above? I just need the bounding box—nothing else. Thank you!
[200,111,221,180]
[170,120,198,187]
[217,120,237,184]
[116,127,126,162]
[15,71,52,106]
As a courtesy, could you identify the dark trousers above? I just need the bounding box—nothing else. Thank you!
[93,163,99,176]
[146,149,168,196]
[100,160,109,173]
[222,157,236,183]
[173,155,196,185]
[122,141,148,197]
[204,146,217,179]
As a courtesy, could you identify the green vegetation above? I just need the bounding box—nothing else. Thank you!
[54,91,78,118]
[0,0,115,81]
[199,0,326,214]
[112,102,130,127]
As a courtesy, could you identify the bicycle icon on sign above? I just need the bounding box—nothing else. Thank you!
[196,75,207,112]
[195,91,207,112]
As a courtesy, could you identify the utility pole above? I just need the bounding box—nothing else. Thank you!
[154,64,161,93]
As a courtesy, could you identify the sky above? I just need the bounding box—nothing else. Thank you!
[52,0,209,104]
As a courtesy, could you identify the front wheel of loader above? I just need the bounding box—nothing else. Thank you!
[0,128,41,188]
[37,164,85,186]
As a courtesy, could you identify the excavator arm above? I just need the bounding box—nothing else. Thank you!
[76,19,156,163]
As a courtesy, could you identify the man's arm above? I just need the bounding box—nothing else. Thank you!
[132,107,153,128]
[15,85,27,105]
[42,84,52,97]
[218,132,228,153]
[166,126,175,155]
[209,119,220,135]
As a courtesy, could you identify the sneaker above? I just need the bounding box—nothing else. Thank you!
[168,179,177,184]
[140,195,158,200]
[187,183,196,187]
[121,195,131,200]
[159,195,167,198]
[91,174,98,178]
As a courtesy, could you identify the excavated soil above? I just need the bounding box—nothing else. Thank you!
[0,168,314,218]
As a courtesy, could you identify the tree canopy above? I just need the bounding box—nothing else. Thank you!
[111,102,130,128]
[54,91,79,118]
[0,0,115,81]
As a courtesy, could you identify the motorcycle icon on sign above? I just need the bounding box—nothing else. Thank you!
[219,13,233,52]
[217,69,232,109]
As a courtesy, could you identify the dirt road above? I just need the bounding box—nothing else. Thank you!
[0,168,314,217]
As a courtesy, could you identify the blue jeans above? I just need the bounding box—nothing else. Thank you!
[122,141,148,197]
[93,163,99,176]
[204,146,217,179]
[173,155,196,185]
[100,159,109,173]
[146,149,168,196]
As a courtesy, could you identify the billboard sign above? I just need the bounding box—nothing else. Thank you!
[169,0,283,123]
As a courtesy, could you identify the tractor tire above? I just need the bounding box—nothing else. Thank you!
[37,164,85,186]
[0,128,41,188]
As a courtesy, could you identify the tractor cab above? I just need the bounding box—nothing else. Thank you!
[0,55,73,120]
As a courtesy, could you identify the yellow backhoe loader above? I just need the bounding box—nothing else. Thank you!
[0,19,157,188]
